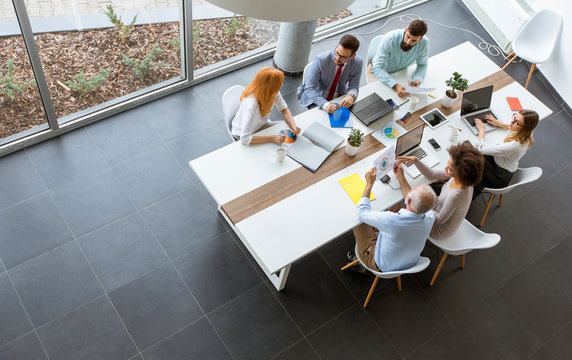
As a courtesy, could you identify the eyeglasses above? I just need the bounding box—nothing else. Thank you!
[334,50,351,61]
[511,113,524,127]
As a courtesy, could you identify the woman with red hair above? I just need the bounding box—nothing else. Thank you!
[231,67,301,145]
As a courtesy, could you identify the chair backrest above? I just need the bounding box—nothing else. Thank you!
[428,219,501,256]
[354,244,430,279]
[221,85,245,141]
[366,35,384,66]
[513,9,563,63]
[302,62,312,84]
[483,167,542,195]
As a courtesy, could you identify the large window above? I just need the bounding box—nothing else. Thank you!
[0,0,48,143]
[1,0,427,155]
[22,0,183,121]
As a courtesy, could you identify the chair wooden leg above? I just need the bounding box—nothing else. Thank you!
[502,54,518,70]
[498,194,503,207]
[364,277,379,308]
[430,253,448,286]
[461,254,466,269]
[479,194,495,227]
[504,51,514,60]
[397,276,402,292]
[340,259,359,271]
[525,63,536,89]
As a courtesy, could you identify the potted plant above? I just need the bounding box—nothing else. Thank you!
[442,72,468,108]
[345,128,364,156]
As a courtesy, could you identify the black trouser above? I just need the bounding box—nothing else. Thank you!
[474,155,514,198]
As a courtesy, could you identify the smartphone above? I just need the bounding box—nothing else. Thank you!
[428,138,441,151]
[380,174,391,183]
[386,99,397,109]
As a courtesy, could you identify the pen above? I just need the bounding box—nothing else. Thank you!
[401,112,411,123]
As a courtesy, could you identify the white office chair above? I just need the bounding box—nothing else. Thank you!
[479,166,542,227]
[428,219,500,286]
[502,9,563,89]
[341,244,430,308]
[365,35,383,79]
[221,85,245,141]
[302,62,312,84]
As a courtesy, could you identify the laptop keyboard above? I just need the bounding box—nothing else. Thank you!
[356,104,382,125]
[404,147,428,166]
[465,113,492,126]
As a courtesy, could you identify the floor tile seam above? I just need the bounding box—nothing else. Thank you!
[71,237,144,356]
[1,271,51,360]
[134,315,210,354]
[359,302,406,358]
[494,274,561,344]
[87,121,166,167]
[261,280,307,344]
[202,315,237,360]
[302,302,358,342]
[401,322,455,359]
[168,230,265,289]
[550,110,572,136]
[526,317,572,359]
[535,74,565,111]
[0,188,51,213]
[316,248,363,303]
[162,137,200,186]
[268,338,322,360]
[227,230,266,281]
[188,87,225,129]
[114,170,194,211]
[532,260,572,305]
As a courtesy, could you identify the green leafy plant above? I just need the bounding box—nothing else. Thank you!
[104,4,137,43]
[347,128,364,147]
[121,42,171,81]
[0,59,35,100]
[168,35,180,51]
[223,14,250,37]
[66,68,111,97]
[193,21,202,41]
[445,72,469,98]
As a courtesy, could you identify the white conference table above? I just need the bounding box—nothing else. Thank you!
[190,42,551,290]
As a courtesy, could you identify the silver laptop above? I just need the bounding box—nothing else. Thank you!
[395,124,439,178]
[460,85,498,134]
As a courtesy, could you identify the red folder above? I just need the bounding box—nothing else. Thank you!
[506,97,523,111]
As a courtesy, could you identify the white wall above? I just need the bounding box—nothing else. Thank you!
[532,0,572,107]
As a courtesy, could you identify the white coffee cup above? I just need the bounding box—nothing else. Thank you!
[273,148,286,162]
[409,96,419,110]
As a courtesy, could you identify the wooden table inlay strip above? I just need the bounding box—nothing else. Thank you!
[222,70,515,224]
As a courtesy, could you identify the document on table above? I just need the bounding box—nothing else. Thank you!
[405,86,436,94]
[338,173,376,205]
[286,122,344,172]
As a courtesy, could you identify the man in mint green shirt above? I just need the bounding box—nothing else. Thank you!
[369,20,429,98]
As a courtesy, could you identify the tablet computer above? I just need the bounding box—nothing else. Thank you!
[420,108,448,129]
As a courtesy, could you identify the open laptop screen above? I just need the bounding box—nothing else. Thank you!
[395,124,424,155]
[460,85,494,116]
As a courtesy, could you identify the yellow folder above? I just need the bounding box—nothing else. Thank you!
[338,173,375,205]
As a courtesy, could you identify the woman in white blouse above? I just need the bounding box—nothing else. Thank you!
[474,109,539,195]
[231,67,301,145]
[396,142,484,239]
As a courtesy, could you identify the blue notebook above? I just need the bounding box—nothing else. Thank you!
[328,107,352,128]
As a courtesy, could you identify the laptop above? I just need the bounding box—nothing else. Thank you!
[460,85,499,134]
[395,124,440,178]
[350,93,394,126]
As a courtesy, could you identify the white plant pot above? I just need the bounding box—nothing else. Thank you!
[441,91,457,108]
[345,140,361,156]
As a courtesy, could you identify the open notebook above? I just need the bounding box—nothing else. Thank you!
[286,122,344,172]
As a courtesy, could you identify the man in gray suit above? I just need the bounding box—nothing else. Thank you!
[297,35,363,113]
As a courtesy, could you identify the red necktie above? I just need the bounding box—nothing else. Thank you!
[326,65,343,101]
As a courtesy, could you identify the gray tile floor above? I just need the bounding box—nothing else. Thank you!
[1,0,571,358]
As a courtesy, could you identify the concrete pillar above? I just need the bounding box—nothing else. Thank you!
[273,20,317,77]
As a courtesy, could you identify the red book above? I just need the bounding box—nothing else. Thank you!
[506,97,523,111]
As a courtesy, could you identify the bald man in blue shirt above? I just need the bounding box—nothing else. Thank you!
[351,165,436,272]
[368,20,429,98]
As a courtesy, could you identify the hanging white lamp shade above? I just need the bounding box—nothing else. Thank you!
[206,0,354,22]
